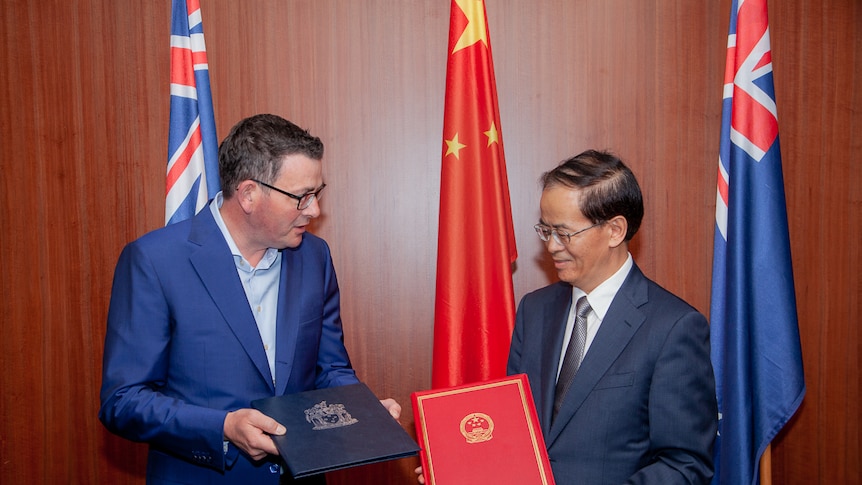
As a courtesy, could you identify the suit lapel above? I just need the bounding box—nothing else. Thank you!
[539,286,574,437]
[546,265,649,445]
[188,210,275,392]
[274,248,302,396]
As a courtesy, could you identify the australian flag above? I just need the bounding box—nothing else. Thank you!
[710,1,806,484]
[165,0,219,225]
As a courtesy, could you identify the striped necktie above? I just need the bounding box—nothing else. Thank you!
[553,296,591,421]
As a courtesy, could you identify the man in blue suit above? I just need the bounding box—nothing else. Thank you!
[99,114,400,484]
[508,150,717,484]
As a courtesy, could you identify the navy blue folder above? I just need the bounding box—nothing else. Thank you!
[252,382,419,478]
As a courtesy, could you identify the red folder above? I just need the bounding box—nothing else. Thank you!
[412,374,555,485]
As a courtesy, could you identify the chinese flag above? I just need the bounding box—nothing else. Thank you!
[432,0,517,389]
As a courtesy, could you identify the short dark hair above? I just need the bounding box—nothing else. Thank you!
[218,114,324,198]
[541,149,643,241]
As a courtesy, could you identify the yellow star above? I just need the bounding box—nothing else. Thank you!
[445,133,467,158]
[484,122,499,147]
[452,0,488,53]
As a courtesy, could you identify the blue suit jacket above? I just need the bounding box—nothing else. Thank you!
[508,264,717,484]
[99,208,359,484]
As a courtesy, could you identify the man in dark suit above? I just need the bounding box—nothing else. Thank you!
[99,114,400,484]
[508,150,717,484]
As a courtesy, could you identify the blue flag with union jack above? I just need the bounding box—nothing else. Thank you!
[710,1,805,484]
[165,0,219,225]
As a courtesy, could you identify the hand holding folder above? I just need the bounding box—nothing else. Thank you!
[252,383,419,478]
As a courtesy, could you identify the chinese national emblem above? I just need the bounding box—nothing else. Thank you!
[460,412,494,443]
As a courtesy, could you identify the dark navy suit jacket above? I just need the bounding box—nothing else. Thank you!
[508,264,717,484]
[99,207,358,484]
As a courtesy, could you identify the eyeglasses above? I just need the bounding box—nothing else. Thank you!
[251,179,326,210]
[534,222,603,245]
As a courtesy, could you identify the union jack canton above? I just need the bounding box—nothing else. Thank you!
[165,0,219,225]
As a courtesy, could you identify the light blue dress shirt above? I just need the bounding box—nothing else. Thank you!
[210,192,281,384]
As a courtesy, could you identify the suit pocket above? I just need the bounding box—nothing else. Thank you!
[594,372,635,390]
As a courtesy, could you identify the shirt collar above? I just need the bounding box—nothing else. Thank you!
[209,192,280,271]
[572,252,633,320]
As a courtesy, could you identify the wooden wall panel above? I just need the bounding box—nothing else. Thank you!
[768,0,862,483]
[1,1,166,483]
[0,0,858,483]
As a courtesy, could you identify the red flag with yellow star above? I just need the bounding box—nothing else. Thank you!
[432,0,517,388]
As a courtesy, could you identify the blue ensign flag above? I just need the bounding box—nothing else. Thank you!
[165,0,219,225]
[710,1,805,484]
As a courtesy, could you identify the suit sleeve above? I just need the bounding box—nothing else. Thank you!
[98,242,229,471]
[627,310,717,485]
[506,294,528,375]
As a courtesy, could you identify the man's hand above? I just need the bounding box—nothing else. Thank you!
[223,408,286,461]
[379,398,402,422]
[415,465,426,484]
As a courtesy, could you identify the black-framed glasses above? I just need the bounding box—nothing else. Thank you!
[251,179,326,210]
[534,222,604,245]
